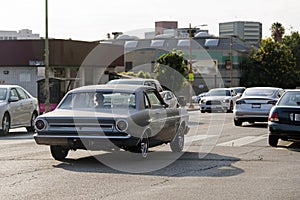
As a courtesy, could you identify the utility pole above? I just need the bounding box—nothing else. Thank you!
[188,23,194,108]
[44,0,50,112]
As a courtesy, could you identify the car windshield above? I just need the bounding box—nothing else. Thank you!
[0,88,7,101]
[209,89,230,96]
[244,88,276,96]
[58,91,136,110]
[277,91,300,106]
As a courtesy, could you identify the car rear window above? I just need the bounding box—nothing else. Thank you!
[244,88,276,96]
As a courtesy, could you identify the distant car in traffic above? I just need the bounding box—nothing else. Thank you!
[0,85,39,135]
[160,90,179,108]
[200,88,238,113]
[34,84,189,160]
[234,87,284,126]
[231,87,246,97]
[268,90,300,147]
[107,78,163,92]
[192,92,207,103]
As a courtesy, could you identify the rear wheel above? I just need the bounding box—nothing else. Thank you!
[170,125,185,152]
[234,119,243,126]
[26,112,38,133]
[268,135,279,147]
[0,113,10,135]
[50,145,69,161]
[228,102,234,113]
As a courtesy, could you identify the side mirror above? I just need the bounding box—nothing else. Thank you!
[9,96,19,102]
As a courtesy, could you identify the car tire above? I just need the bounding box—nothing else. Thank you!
[128,134,150,158]
[170,125,185,152]
[268,135,279,147]
[26,112,38,133]
[228,102,234,113]
[50,145,69,161]
[0,113,10,135]
[200,110,205,113]
[234,119,243,126]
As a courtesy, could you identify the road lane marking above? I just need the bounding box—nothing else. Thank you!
[217,134,268,147]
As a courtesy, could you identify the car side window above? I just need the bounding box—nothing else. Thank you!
[16,88,28,100]
[10,88,19,99]
[146,90,163,109]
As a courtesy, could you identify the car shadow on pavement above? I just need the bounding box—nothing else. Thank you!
[242,123,268,128]
[278,141,300,152]
[53,151,244,177]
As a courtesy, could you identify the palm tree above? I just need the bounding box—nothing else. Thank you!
[271,22,285,43]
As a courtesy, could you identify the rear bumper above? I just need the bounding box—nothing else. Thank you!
[234,110,269,121]
[268,122,300,140]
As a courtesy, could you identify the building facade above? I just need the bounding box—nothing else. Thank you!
[0,39,123,97]
[219,21,262,45]
[0,29,40,40]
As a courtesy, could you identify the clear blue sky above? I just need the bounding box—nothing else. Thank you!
[0,0,299,41]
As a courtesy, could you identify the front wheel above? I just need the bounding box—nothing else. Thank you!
[0,113,10,135]
[170,125,185,152]
[234,119,243,126]
[50,145,69,161]
[268,135,279,147]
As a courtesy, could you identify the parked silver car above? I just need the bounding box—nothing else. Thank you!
[0,85,39,135]
[233,87,284,126]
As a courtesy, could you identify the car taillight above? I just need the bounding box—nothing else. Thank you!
[267,100,277,105]
[269,112,279,122]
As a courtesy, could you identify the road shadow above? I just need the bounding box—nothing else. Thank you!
[53,151,244,177]
[278,141,300,152]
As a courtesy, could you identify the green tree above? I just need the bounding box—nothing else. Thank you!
[271,22,285,43]
[242,38,298,88]
[283,31,300,69]
[154,49,189,92]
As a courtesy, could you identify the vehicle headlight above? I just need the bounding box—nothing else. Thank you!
[35,119,48,131]
[201,99,206,103]
[116,119,128,132]
[222,99,230,103]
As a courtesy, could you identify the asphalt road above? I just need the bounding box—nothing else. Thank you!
[0,111,299,200]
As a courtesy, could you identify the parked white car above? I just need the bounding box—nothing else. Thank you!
[0,85,39,135]
[160,90,179,108]
[200,88,239,113]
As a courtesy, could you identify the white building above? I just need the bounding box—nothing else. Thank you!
[0,29,40,40]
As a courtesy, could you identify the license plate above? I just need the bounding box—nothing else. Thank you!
[252,104,261,108]
[295,114,300,121]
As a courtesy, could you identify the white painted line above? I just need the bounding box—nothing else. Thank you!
[185,135,216,143]
[217,134,268,147]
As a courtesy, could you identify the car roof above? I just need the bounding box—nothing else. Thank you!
[246,87,282,90]
[108,78,159,83]
[69,84,153,93]
[0,85,22,88]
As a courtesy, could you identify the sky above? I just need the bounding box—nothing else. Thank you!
[0,0,299,41]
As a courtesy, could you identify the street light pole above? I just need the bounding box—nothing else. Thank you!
[44,0,50,112]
